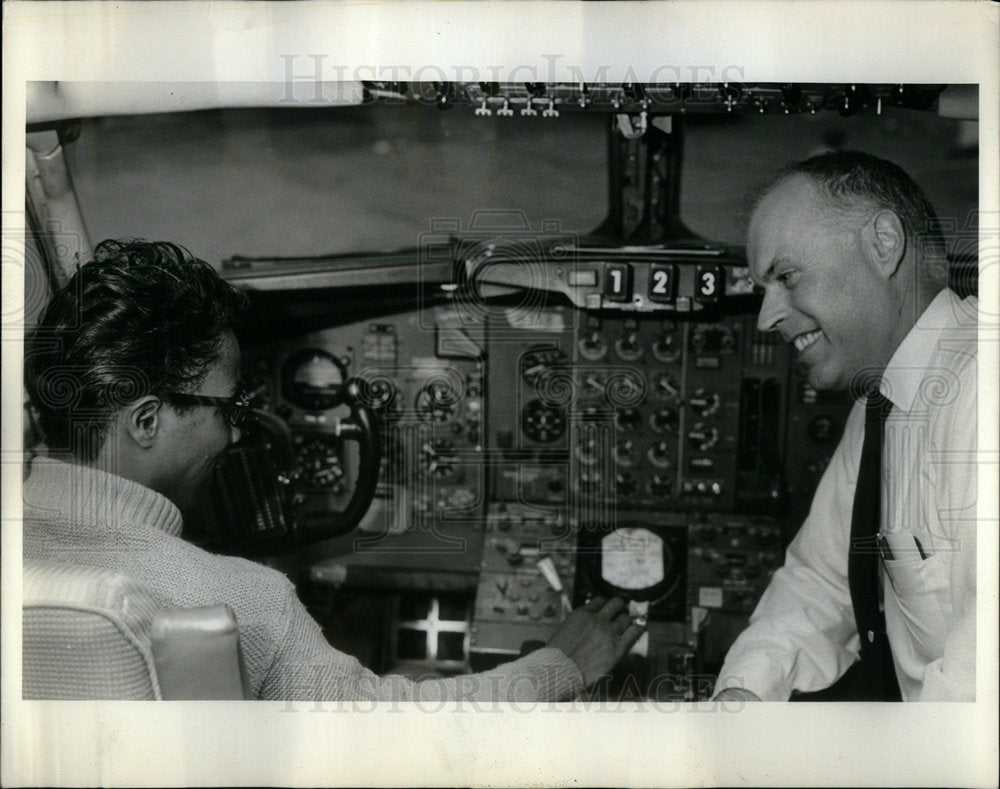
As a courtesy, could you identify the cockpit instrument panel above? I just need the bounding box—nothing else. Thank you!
[220,247,854,699]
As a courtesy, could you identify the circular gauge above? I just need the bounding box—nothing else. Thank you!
[649,407,678,435]
[614,470,639,497]
[653,372,680,401]
[613,439,636,467]
[647,440,672,468]
[420,438,457,478]
[605,371,646,407]
[614,407,642,432]
[580,373,607,400]
[614,332,644,361]
[575,433,601,466]
[358,376,398,412]
[521,399,566,443]
[689,388,721,417]
[575,468,603,498]
[578,331,608,361]
[583,525,679,603]
[415,379,460,422]
[282,349,347,411]
[520,346,568,388]
[293,431,345,492]
[687,422,720,451]
[652,333,681,364]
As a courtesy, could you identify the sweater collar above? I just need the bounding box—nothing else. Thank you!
[23,457,183,538]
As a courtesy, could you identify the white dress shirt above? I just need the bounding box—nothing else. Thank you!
[715,289,978,701]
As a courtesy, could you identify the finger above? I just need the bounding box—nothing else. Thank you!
[583,596,607,613]
[598,596,627,619]
[609,610,633,635]
[615,623,646,660]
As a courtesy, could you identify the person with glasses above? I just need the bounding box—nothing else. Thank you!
[22,238,642,702]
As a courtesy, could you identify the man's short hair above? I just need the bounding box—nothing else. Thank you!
[25,239,249,460]
[768,150,950,290]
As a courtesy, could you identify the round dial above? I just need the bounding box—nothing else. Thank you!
[575,434,600,465]
[576,468,603,498]
[521,399,566,443]
[282,349,346,411]
[605,371,645,407]
[293,432,345,492]
[647,440,672,468]
[614,407,641,433]
[689,388,721,417]
[520,346,568,388]
[613,439,636,467]
[420,438,457,478]
[652,332,680,364]
[580,372,607,400]
[578,331,608,361]
[687,422,720,451]
[600,527,668,594]
[649,407,678,435]
[614,332,644,361]
[358,376,398,412]
[653,372,680,401]
[614,470,638,497]
[415,379,460,422]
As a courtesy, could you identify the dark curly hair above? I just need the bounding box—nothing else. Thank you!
[25,239,249,460]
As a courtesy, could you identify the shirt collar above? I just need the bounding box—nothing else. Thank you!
[880,288,976,413]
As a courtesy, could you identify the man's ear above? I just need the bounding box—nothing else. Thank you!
[864,209,907,280]
[125,395,163,449]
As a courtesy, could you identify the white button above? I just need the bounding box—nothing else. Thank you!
[867,630,875,643]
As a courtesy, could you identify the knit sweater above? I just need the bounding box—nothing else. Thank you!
[22,458,584,702]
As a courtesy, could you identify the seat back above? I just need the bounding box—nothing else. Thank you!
[23,561,249,700]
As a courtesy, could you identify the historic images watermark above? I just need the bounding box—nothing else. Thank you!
[274,56,748,106]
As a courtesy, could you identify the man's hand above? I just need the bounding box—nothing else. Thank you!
[546,596,645,686]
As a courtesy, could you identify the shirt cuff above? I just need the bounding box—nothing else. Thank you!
[713,650,792,701]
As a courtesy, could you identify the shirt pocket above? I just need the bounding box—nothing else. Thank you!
[883,552,951,663]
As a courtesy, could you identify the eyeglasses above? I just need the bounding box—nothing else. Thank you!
[160,389,253,428]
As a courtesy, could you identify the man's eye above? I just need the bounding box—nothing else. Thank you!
[776,271,797,287]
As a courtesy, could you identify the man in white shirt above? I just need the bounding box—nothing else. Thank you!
[714,152,977,701]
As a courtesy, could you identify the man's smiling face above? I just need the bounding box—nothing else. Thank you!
[748,174,898,392]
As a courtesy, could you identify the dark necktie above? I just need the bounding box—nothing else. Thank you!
[848,389,902,701]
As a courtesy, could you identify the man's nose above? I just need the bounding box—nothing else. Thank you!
[756,286,787,333]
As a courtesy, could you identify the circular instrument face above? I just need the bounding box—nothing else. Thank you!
[650,407,679,435]
[614,407,641,432]
[601,527,667,592]
[521,399,566,443]
[293,431,345,492]
[688,388,721,417]
[358,376,398,412]
[687,422,720,451]
[282,349,346,411]
[420,437,457,478]
[415,379,460,422]
[520,346,569,388]
[653,372,680,401]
